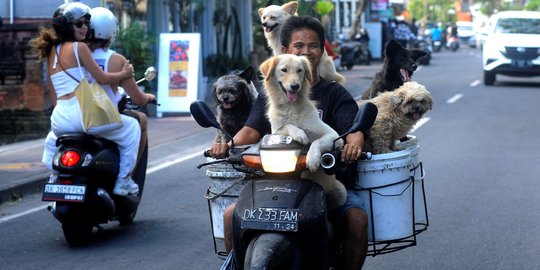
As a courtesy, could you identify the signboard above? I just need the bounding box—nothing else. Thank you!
[157,33,201,116]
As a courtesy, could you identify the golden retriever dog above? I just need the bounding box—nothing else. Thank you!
[259,54,347,209]
[258,1,346,85]
[362,81,433,154]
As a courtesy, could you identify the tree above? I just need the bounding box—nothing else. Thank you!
[348,0,368,40]
[313,0,334,38]
[525,0,540,11]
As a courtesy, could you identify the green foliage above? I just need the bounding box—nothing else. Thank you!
[313,0,334,16]
[407,0,455,23]
[525,0,540,11]
[112,22,157,86]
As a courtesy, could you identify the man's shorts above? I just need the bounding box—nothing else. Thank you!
[328,190,366,227]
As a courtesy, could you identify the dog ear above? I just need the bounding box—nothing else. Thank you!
[282,1,299,15]
[385,40,402,59]
[260,56,278,81]
[212,83,219,103]
[258,7,264,16]
[300,57,313,83]
[239,66,254,84]
[411,50,428,61]
[390,91,405,110]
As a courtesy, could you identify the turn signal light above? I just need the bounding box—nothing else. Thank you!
[61,151,80,167]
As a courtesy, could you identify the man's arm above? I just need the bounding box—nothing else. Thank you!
[208,126,262,158]
[109,53,154,106]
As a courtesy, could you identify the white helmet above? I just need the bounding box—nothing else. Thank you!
[89,7,118,40]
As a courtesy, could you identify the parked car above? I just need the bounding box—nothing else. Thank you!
[482,11,540,85]
[456,21,477,48]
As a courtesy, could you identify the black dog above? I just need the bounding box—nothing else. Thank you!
[361,40,427,100]
[212,66,258,143]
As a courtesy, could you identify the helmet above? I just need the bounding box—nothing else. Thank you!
[52,2,91,41]
[62,2,91,23]
[89,7,118,40]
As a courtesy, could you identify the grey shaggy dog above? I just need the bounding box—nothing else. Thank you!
[212,66,258,143]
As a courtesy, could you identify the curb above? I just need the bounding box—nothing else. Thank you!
[0,173,49,205]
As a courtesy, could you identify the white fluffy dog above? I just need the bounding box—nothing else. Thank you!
[259,54,347,209]
[258,1,346,85]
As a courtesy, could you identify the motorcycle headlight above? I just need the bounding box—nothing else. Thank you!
[259,149,304,173]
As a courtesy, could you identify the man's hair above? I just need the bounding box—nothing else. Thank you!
[280,16,325,49]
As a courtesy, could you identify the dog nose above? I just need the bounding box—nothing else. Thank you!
[290,84,300,91]
[262,22,268,27]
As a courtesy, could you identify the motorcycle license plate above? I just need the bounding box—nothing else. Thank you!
[42,184,86,202]
[241,208,299,232]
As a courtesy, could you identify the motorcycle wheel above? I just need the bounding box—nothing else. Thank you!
[244,233,299,269]
[62,222,93,247]
[346,64,354,70]
[118,141,148,225]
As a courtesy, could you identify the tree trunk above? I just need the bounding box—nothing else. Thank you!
[348,0,368,40]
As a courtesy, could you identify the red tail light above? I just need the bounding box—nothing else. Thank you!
[61,151,80,167]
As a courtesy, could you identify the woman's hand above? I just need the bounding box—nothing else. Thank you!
[122,60,134,79]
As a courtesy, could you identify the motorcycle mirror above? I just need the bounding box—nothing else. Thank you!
[334,101,378,144]
[351,102,378,133]
[189,100,220,129]
[190,100,235,147]
[136,67,157,84]
[144,66,157,81]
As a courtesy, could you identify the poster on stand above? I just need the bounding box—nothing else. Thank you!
[157,33,200,116]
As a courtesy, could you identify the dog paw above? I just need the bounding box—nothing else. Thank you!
[290,129,309,145]
[306,147,322,172]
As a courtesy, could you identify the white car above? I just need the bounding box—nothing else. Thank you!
[456,21,477,48]
[482,11,540,85]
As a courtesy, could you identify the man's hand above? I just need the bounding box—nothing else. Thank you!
[208,142,231,159]
[341,131,365,163]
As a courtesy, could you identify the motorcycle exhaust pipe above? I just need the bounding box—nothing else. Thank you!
[96,188,116,218]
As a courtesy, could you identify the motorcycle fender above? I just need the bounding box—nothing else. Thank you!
[244,233,296,269]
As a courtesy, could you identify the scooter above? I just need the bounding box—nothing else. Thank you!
[339,39,371,70]
[447,36,459,52]
[412,35,432,65]
[41,67,157,246]
[191,100,377,269]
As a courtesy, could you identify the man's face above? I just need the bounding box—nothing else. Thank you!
[282,28,323,70]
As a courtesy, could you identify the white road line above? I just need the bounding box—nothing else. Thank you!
[0,204,48,223]
[0,150,203,224]
[446,93,463,104]
[470,80,481,87]
[410,117,430,133]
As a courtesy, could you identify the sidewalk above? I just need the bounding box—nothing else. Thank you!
[0,62,381,205]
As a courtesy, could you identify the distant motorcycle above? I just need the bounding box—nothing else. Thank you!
[339,38,371,70]
[42,67,158,246]
[412,35,433,65]
[447,36,459,52]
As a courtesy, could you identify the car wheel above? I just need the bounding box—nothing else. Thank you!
[484,71,495,85]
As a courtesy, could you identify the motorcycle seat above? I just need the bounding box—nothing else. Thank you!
[56,133,117,149]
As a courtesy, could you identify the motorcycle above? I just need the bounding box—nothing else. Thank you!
[339,38,371,70]
[447,36,459,52]
[191,100,378,269]
[412,35,433,65]
[41,67,158,246]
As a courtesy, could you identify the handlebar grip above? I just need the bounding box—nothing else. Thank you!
[360,152,372,160]
[203,150,211,157]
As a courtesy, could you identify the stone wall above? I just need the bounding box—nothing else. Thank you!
[0,21,55,145]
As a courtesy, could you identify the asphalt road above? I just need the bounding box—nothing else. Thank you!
[1,47,540,269]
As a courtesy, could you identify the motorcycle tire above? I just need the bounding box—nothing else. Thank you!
[62,222,93,247]
[346,64,353,70]
[244,233,299,269]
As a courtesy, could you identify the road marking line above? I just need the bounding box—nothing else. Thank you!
[410,117,430,133]
[470,80,481,87]
[447,93,463,104]
[0,205,48,224]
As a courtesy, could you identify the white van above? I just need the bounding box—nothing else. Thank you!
[482,11,540,85]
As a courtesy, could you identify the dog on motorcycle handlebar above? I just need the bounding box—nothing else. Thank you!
[212,66,258,143]
[258,1,346,85]
[259,54,346,210]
